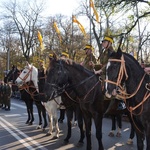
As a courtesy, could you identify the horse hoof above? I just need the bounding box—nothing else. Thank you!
[25,121,29,124]
[46,132,52,136]
[51,136,58,140]
[116,132,121,137]
[42,128,46,131]
[73,121,78,126]
[76,142,84,147]
[126,139,133,145]
[28,122,33,125]
[108,132,114,137]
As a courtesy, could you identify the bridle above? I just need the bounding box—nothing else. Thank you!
[105,55,150,114]
[105,54,150,134]
[18,66,39,94]
[46,60,102,102]
[105,55,128,91]
[18,66,33,83]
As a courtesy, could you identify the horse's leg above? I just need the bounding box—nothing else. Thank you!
[136,132,145,150]
[116,114,122,137]
[63,108,73,144]
[26,108,31,124]
[93,115,104,150]
[24,100,34,125]
[53,111,60,139]
[35,102,42,129]
[108,115,116,137]
[83,113,92,150]
[29,104,34,125]
[41,104,48,130]
[76,107,85,147]
[73,108,77,126]
[126,111,135,144]
[46,114,53,136]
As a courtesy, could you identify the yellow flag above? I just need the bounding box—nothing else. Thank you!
[72,15,86,37]
[53,22,62,43]
[53,22,60,34]
[37,31,44,51]
[90,0,99,23]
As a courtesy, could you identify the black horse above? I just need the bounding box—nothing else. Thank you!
[105,47,150,150]
[38,63,85,145]
[44,57,104,150]
[61,90,85,146]
[10,65,48,130]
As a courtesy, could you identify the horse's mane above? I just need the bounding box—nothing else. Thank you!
[123,52,142,69]
[48,57,94,76]
[61,58,94,76]
[110,50,142,70]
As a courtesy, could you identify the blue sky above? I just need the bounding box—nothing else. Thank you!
[43,0,81,16]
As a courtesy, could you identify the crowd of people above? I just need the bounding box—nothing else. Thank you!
[0,81,12,111]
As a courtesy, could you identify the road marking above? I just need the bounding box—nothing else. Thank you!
[0,121,34,149]
[11,102,26,109]
[5,114,21,117]
[0,117,48,150]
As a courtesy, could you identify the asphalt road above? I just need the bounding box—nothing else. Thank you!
[0,98,145,150]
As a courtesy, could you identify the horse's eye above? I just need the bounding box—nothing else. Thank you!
[23,71,26,73]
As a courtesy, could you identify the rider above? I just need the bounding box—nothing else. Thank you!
[95,35,125,137]
[81,44,97,71]
[95,36,114,75]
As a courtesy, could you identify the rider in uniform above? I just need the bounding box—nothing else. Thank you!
[95,35,125,137]
[5,82,12,111]
[81,44,97,71]
[2,82,12,111]
[95,36,114,75]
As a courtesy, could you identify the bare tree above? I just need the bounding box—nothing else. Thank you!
[0,0,46,61]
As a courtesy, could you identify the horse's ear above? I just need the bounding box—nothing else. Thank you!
[116,47,122,59]
[26,61,29,66]
[116,36,124,59]
[53,52,57,60]
[49,52,58,61]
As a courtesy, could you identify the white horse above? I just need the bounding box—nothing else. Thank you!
[15,62,61,138]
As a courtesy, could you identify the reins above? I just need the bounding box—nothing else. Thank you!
[105,54,150,134]
[64,76,102,104]
[105,55,150,106]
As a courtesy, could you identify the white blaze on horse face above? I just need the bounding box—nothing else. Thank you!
[31,65,39,92]
[105,62,112,98]
[105,62,110,91]
[15,64,39,92]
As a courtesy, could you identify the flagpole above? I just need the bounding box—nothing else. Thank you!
[71,14,74,59]
[89,0,92,45]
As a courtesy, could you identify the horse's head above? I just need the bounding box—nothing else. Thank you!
[105,48,124,98]
[15,62,38,90]
[45,56,70,100]
[4,67,20,83]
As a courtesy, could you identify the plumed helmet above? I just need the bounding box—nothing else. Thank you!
[83,44,94,51]
[39,60,44,63]
[102,36,114,43]
[61,52,69,58]
[49,53,53,58]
